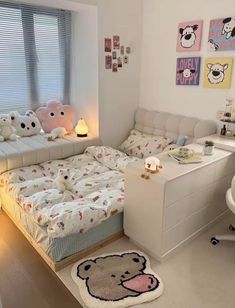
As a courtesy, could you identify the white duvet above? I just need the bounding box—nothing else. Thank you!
[0,146,138,239]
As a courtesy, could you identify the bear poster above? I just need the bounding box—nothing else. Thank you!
[176,57,201,86]
[176,20,203,52]
[208,18,235,51]
[203,57,233,89]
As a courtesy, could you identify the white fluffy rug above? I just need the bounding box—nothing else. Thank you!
[71,250,164,308]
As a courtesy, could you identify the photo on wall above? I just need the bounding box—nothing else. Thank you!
[203,57,233,89]
[176,20,203,52]
[105,55,112,69]
[208,17,235,51]
[104,38,112,52]
[176,57,201,86]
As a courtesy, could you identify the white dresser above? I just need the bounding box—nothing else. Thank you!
[124,144,235,261]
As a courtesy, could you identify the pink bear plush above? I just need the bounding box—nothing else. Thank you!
[36,100,76,133]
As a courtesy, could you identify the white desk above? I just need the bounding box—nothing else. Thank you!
[124,144,235,261]
[197,134,235,152]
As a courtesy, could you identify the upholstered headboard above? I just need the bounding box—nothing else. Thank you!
[134,108,217,144]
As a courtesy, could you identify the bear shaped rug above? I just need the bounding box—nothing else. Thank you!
[71,250,164,308]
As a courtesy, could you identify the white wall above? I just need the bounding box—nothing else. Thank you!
[140,0,235,121]
[98,0,142,147]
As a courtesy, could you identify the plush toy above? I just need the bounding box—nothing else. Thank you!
[10,110,42,137]
[47,127,67,141]
[0,114,17,142]
[141,156,162,180]
[36,100,76,133]
[54,169,72,192]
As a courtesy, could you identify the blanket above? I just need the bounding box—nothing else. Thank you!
[0,146,138,238]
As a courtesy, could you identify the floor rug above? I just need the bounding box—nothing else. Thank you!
[71,250,164,308]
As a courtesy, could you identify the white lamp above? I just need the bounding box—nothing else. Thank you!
[75,118,88,137]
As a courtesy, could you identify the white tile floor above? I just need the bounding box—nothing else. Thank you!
[57,214,235,308]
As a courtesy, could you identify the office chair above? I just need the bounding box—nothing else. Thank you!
[211,176,235,245]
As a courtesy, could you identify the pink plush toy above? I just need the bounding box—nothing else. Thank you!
[36,100,76,133]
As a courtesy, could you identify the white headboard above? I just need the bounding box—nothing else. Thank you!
[134,108,217,144]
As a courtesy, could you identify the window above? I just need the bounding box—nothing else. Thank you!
[0,1,71,112]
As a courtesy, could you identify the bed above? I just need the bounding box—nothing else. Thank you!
[0,109,217,271]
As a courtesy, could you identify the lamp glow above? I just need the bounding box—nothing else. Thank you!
[75,118,88,137]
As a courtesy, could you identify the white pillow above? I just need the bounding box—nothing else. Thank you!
[119,130,173,158]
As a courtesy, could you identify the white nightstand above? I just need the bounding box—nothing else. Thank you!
[124,144,235,261]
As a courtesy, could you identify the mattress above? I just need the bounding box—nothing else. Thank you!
[0,186,123,261]
[0,146,137,261]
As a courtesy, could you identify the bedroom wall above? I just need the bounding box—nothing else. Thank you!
[139,0,235,123]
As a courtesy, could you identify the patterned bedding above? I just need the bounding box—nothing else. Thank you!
[0,146,138,239]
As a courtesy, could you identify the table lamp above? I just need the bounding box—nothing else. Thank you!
[75,118,88,137]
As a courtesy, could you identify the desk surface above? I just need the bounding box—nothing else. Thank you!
[197,134,235,152]
[126,143,232,183]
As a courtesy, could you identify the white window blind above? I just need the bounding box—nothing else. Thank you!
[0,1,71,113]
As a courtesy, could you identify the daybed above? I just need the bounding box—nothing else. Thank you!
[0,109,217,271]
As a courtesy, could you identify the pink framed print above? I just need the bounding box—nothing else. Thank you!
[176,20,203,52]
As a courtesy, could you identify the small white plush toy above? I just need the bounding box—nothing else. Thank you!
[54,169,72,192]
[10,110,42,137]
[47,127,67,141]
[141,156,162,180]
[0,114,17,142]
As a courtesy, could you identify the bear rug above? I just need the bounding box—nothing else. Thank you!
[71,250,164,308]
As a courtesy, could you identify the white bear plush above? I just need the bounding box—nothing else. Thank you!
[54,169,72,192]
[0,114,17,142]
[10,110,42,137]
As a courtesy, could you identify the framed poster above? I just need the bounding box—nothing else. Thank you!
[208,17,235,51]
[176,57,201,86]
[176,20,203,52]
[203,57,233,89]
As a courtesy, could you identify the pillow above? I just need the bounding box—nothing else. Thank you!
[119,129,173,158]
[10,110,42,137]
[36,100,76,133]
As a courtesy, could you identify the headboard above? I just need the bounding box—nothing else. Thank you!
[134,108,217,144]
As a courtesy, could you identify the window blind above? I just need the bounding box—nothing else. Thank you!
[0,1,71,112]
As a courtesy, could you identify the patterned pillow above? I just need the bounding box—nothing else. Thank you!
[119,130,173,158]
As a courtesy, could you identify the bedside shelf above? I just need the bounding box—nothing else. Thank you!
[197,134,235,152]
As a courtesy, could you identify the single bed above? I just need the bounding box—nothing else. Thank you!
[0,109,217,271]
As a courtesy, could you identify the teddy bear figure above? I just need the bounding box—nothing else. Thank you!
[0,114,17,142]
[54,169,72,192]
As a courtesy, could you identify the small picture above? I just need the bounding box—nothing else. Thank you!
[126,46,131,54]
[112,62,118,72]
[112,51,117,60]
[118,57,122,68]
[208,17,235,51]
[176,57,201,86]
[105,55,112,69]
[124,55,129,64]
[203,57,233,89]
[113,35,120,49]
[104,38,112,52]
[120,45,125,55]
[176,20,203,52]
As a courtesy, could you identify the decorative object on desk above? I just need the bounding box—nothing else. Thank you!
[36,100,76,133]
[220,124,227,136]
[208,17,235,51]
[203,57,233,89]
[47,127,67,141]
[169,148,202,164]
[176,20,203,52]
[10,110,42,137]
[225,129,233,137]
[75,118,88,137]
[104,38,112,52]
[203,140,215,155]
[72,250,163,308]
[141,157,162,180]
[176,57,201,86]
[0,114,17,142]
